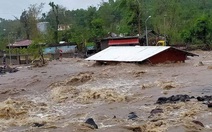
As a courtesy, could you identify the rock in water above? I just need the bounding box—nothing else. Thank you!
[208,103,212,108]
[128,112,138,120]
[156,97,168,104]
[33,123,45,127]
[197,96,205,101]
[156,94,191,104]
[85,118,98,129]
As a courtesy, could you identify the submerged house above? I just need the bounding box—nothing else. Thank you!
[86,46,197,64]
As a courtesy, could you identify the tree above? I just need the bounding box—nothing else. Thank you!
[91,18,106,40]
[20,3,44,40]
[181,15,212,49]
[118,0,142,35]
[49,2,59,43]
[20,10,30,39]
[28,36,46,65]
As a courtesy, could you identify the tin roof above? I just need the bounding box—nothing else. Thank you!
[108,38,139,45]
[9,40,32,47]
[86,46,197,62]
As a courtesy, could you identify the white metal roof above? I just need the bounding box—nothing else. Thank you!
[86,46,171,62]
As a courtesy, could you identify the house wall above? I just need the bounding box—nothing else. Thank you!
[43,45,77,54]
[148,48,187,64]
[100,40,109,50]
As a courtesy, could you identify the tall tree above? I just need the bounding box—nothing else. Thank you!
[49,2,59,43]
[118,0,142,35]
[20,10,30,39]
[20,3,44,39]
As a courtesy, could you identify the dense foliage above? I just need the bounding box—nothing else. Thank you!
[0,0,212,50]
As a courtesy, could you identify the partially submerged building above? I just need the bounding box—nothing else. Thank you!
[86,46,197,64]
[98,30,159,51]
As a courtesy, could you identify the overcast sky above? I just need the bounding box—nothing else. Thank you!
[0,0,108,20]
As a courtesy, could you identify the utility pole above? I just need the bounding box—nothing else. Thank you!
[136,0,141,35]
[145,16,151,46]
[8,33,13,65]
[164,15,167,46]
[3,29,12,65]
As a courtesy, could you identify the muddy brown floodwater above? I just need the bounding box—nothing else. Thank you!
[1,51,212,132]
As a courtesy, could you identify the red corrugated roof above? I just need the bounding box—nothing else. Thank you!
[109,38,139,45]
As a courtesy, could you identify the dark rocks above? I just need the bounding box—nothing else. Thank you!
[190,96,195,99]
[157,94,212,108]
[197,96,205,101]
[33,123,45,127]
[157,97,167,104]
[156,94,191,104]
[128,112,138,120]
[0,66,18,74]
[208,103,212,108]
[196,95,212,107]
[0,67,5,74]
[85,118,98,129]
[197,95,212,102]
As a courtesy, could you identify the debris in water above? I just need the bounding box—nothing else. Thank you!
[192,120,204,127]
[128,112,138,120]
[133,70,146,77]
[208,103,212,108]
[184,119,205,131]
[1,65,19,73]
[85,118,98,129]
[207,65,212,69]
[149,108,163,117]
[33,122,45,127]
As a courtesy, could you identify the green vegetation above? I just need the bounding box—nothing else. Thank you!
[0,0,212,50]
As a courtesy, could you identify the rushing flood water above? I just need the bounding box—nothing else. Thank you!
[1,52,212,131]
